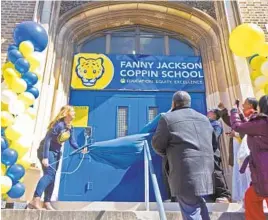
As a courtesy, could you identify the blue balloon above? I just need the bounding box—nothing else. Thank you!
[7,182,25,199]
[6,164,25,182]
[27,87,39,99]
[1,136,8,152]
[8,44,18,52]
[22,72,38,87]
[8,49,23,64]
[13,21,48,52]
[1,148,18,166]
[1,128,5,136]
[15,58,30,74]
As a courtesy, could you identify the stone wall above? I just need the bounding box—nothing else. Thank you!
[1,1,36,64]
[59,1,216,19]
[238,0,268,41]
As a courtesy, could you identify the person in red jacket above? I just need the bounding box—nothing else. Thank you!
[230,95,268,220]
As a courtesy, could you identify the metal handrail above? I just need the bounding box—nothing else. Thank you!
[144,141,167,220]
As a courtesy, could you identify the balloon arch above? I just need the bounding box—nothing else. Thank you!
[229,23,268,98]
[1,21,48,199]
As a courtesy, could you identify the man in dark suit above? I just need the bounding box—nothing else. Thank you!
[152,91,214,220]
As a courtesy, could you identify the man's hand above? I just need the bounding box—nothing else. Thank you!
[218,102,225,110]
[42,158,49,167]
[227,130,236,138]
[81,147,88,154]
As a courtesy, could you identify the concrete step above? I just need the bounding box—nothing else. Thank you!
[1,209,246,220]
[2,202,268,220]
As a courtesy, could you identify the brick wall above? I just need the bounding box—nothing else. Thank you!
[1,1,36,64]
[238,0,268,41]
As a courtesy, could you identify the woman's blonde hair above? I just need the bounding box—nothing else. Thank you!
[48,105,74,130]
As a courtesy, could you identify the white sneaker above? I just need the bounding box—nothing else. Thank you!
[215,197,230,203]
[164,199,171,203]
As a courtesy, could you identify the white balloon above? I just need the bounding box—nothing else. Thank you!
[8,99,26,115]
[1,175,12,186]
[1,89,17,104]
[14,118,35,135]
[1,81,9,91]
[261,61,268,76]
[25,107,37,119]
[254,75,268,89]
[16,135,33,148]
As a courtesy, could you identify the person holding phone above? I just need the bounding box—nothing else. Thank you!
[218,98,258,166]
[28,105,87,210]
[230,95,268,220]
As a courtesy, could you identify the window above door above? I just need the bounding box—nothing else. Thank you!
[77,26,197,56]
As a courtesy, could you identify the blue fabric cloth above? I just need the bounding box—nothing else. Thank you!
[87,133,150,169]
[81,114,165,170]
[34,151,61,202]
[140,113,164,133]
[209,119,223,139]
[43,120,79,158]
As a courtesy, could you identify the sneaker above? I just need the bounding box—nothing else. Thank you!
[215,197,231,203]
[164,199,171,203]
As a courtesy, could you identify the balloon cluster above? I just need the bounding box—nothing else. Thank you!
[229,23,268,99]
[1,21,48,199]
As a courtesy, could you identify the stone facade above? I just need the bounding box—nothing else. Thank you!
[1,1,36,64]
[59,1,216,19]
[1,0,267,202]
[238,0,268,41]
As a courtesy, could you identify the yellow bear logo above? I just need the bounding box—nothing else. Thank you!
[76,57,105,87]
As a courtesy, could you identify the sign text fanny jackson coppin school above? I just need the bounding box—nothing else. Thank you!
[71,54,205,91]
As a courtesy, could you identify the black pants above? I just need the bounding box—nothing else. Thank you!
[213,156,231,200]
[162,157,177,202]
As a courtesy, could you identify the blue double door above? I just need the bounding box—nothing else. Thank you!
[58,91,206,201]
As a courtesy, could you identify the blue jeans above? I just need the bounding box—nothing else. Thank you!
[34,151,61,202]
[177,195,210,220]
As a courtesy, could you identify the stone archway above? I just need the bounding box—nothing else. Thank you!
[33,2,241,190]
[51,2,238,112]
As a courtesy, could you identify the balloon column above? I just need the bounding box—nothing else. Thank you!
[229,23,268,99]
[1,21,48,199]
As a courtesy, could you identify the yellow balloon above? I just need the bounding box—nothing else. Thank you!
[5,125,22,141]
[10,77,27,94]
[1,164,7,176]
[250,70,262,81]
[18,92,35,107]
[257,42,268,57]
[17,158,31,170]
[1,176,12,194]
[3,68,20,84]
[10,137,32,159]
[1,111,14,127]
[27,54,40,72]
[2,193,9,200]
[1,102,9,111]
[264,84,268,95]
[2,62,14,73]
[255,89,265,100]
[229,23,265,57]
[250,56,267,71]
[19,41,34,57]
[10,143,28,159]
[25,107,37,120]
